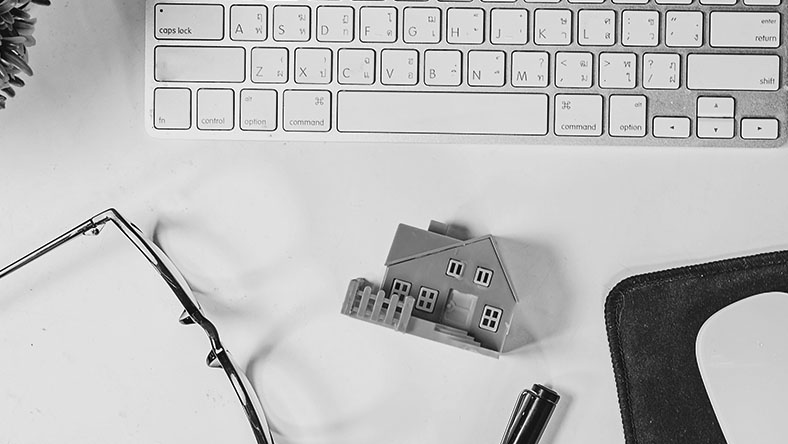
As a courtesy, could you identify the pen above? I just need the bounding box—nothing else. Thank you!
[500,384,561,444]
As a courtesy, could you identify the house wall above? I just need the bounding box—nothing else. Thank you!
[381,238,517,352]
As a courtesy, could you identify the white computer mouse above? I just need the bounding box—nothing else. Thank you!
[696,291,788,444]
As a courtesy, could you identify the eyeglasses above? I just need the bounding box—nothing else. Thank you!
[0,208,275,444]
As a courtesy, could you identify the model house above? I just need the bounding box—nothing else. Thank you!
[342,221,519,357]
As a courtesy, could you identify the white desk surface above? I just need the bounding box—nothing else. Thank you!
[2,2,787,443]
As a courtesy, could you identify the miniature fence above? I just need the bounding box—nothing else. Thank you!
[342,279,415,332]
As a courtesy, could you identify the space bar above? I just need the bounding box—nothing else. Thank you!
[337,91,549,135]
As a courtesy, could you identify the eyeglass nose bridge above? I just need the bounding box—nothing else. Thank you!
[176,311,223,370]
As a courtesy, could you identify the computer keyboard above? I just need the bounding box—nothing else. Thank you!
[145,0,787,147]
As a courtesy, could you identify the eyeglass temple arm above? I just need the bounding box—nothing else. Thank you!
[1,209,166,277]
[0,209,206,324]
[0,218,103,280]
[1,209,225,368]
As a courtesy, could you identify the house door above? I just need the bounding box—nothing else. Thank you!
[442,289,478,331]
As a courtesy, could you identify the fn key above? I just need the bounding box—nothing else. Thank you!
[154,88,191,130]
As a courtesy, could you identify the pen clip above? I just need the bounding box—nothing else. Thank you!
[501,389,537,444]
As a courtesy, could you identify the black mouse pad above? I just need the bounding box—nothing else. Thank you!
[604,250,788,444]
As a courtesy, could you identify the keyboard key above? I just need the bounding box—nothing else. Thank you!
[599,53,636,89]
[240,89,277,131]
[317,6,355,42]
[555,94,603,137]
[273,5,311,42]
[283,90,331,132]
[609,95,647,137]
[534,9,572,46]
[490,8,528,45]
[295,48,332,84]
[155,46,245,82]
[622,11,659,46]
[511,51,549,87]
[701,0,736,5]
[381,49,419,85]
[687,54,780,91]
[666,11,702,48]
[404,7,441,43]
[697,118,734,139]
[337,91,549,135]
[447,8,485,44]
[230,5,267,41]
[468,51,505,86]
[643,53,680,90]
[578,10,615,46]
[361,6,398,43]
[741,118,779,140]
[338,48,376,85]
[653,116,691,138]
[697,97,734,118]
[424,50,462,86]
[197,88,234,130]
[710,13,780,49]
[154,87,191,130]
[555,52,593,88]
[154,4,224,40]
[744,0,781,5]
[251,48,288,83]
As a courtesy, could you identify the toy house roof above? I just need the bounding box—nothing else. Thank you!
[385,223,519,302]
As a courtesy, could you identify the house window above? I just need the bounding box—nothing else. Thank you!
[391,279,412,297]
[446,259,465,278]
[416,287,439,313]
[474,267,494,287]
[479,305,503,333]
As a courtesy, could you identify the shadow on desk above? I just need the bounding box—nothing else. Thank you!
[496,238,573,354]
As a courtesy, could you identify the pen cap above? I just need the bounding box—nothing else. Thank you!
[501,384,560,444]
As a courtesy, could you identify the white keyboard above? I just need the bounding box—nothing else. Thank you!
[145,0,787,147]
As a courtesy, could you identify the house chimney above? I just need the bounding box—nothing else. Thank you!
[428,220,471,240]
[428,220,450,236]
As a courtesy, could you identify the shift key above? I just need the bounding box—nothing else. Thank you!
[155,4,224,40]
[687,54,780,91]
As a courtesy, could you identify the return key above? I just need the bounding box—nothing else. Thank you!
[710,12,780,48]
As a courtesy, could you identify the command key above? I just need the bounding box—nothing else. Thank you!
[283,90,331,132]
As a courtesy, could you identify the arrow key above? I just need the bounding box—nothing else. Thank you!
[697,117,734,139]
[653,116,691,138]
[698,97,734,118]
[741,118,779,140]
